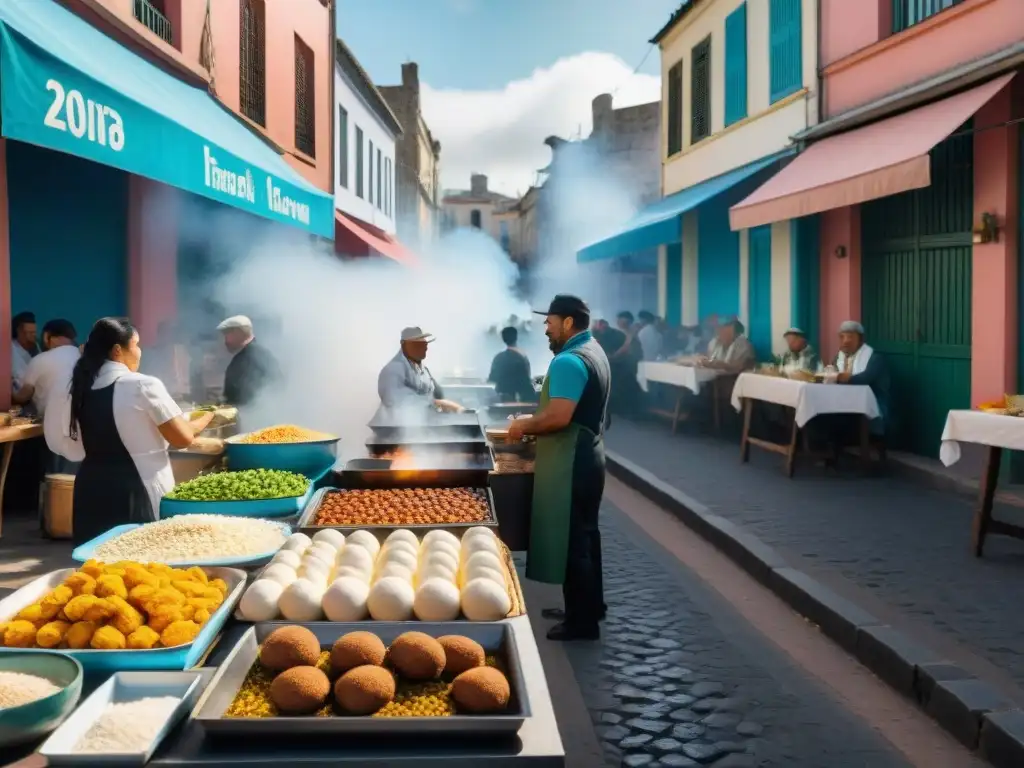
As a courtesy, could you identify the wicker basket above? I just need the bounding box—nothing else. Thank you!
[41,474,75,539]
[493,455,535,474]
[498,541,526,618]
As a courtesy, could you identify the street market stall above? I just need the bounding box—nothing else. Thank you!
[730,370,881,477]
[0,417,564,767]
[940,405,1024,556]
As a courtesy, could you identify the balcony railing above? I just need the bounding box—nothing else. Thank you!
[892,0,962,34]
[134,0,173,45]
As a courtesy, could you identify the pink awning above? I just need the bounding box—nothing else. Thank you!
[729,73,1016,231]
[335,212,419,266]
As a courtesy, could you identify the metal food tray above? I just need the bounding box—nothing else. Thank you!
[39,671,203,765]
[342,456,494,487]
[0,568,246,673]
[295,486,498,535]
[160,483,315,520]
[367,411,484,440]
[364,434,489,456]
[192,621,530,737]
[72,522,292,568]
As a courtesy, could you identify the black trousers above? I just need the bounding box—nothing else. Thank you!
[563,440,606,630]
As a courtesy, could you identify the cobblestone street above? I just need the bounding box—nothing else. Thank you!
[604,418,1024,699]
[556,500,915,767]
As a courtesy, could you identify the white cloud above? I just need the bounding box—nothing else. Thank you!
[420,52,660,198]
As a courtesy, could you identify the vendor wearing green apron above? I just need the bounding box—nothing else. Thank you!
[507,295,610,641]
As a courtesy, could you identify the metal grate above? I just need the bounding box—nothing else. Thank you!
[295,36,315,157]
[892,0,962,34]
[133,0,172,45]
[239,0,266,126]
[690,37,711,143]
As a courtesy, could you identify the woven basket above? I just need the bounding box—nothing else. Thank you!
[498,541,526,618]
[493,456,535,474]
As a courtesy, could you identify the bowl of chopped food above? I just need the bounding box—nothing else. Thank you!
[0,651,83,747]
[160,469,314,519]
[225,425,340,477]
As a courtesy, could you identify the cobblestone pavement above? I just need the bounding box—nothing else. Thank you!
[604,418,1024,693]
[555,500,910,767]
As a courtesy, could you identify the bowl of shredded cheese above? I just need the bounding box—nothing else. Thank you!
[0,651,83,747]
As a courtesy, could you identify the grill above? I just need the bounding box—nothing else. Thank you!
[294,38,315,157]
[239,0,266,126]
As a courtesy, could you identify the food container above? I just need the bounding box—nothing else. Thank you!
[38,671,203,765]
[0,652,83,748]
[159,482,315,520]
[193,621,530,737]
[341,456,494,489]
[71,522,291,568]
[224,432,340,478]
[236,537,526,622]
[296,486,498,536]
[367,411,484,440]
[0,568,246,673]
[41,473,75,540]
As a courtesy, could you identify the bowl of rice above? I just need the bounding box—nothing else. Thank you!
[0,651,83,746]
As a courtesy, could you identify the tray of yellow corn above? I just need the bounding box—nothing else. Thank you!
[0,564,245,672]
[224,425,339,476]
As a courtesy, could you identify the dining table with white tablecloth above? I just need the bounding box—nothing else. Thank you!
[730,372,881,476]
[638,361,731,434]
[940,409,1024,557]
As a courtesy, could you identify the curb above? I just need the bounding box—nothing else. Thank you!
[606,450,1024,767]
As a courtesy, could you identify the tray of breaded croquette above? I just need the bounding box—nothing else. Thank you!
[0,564,245,672]
[192,621,530,737]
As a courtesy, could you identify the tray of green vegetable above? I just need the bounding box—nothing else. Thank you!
[160,469,314,519]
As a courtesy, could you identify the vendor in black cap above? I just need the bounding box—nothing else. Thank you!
[507,295,610,641]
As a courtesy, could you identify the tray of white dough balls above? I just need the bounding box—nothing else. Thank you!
[235,526,525,624]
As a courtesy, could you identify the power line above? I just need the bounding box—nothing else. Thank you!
[611,42,656,99]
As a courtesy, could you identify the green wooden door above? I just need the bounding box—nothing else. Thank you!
[861,130,973,456]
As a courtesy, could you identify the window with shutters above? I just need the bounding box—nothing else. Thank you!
[471,210,482,228]
[666,61,683,156]
[892,0,962,33]
[355,126,364,199]
[690,37,710,144]
[385,158,391,216]
[376,148,383,210]
[724,3,747,126]
[368,140,374,204]
[337,107,348,188]
[294,36,315,157]
[769,0,802,103]
[239,0,266,126]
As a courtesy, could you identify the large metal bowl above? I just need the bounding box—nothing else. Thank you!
[0,651,83,748]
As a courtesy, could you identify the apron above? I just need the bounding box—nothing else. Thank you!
[526,338,610,586]
[71,383,157,546]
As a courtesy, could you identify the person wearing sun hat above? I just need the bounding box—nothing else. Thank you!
[779,327,818,370]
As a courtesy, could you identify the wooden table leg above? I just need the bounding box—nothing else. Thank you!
[859,416,872,474]
[740,398,752,463]
[671,390,683,435]
[785,411,800,478]
[0,441,15,538]
[971,445,1002,557]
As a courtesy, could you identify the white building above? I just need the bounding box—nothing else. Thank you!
[334,38,413,263]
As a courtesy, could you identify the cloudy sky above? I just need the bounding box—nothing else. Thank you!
[338,0,677,196]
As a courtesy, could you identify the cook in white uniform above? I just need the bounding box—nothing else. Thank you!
[11,319,81,473]
[59,317,215,545]
[374,327,463,421]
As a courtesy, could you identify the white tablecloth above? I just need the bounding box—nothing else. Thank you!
[730,372,880,428]
[639,362,720,395]
[939,410,1024,466]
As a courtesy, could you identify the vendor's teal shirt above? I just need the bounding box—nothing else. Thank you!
[547,331,592,403]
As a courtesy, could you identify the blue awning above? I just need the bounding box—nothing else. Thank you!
[0,0,334,237]
[577,151,794,263]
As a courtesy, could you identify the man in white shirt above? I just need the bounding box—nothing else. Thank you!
[10,311,37,391]
[12,319,80,473]
[636,311,663,362]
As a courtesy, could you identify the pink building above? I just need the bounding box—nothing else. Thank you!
[0,0,335,409]
[729,0,1023,455]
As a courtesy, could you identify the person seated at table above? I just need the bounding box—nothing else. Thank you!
[834,320,890,435]
[636,311,663,361]
[779,328,818,370]
[702,318,756,374]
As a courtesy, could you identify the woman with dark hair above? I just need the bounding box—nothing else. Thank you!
[61,318,215,545]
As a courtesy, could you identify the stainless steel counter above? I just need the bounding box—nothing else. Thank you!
[146,615,563,767]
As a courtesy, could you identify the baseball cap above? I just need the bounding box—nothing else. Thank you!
[401,326,435,343]
[783,327,805,338]
[533,294,590,320]
[217,315,253,332]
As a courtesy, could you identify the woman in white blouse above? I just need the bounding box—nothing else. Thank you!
[64,318,214,545]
